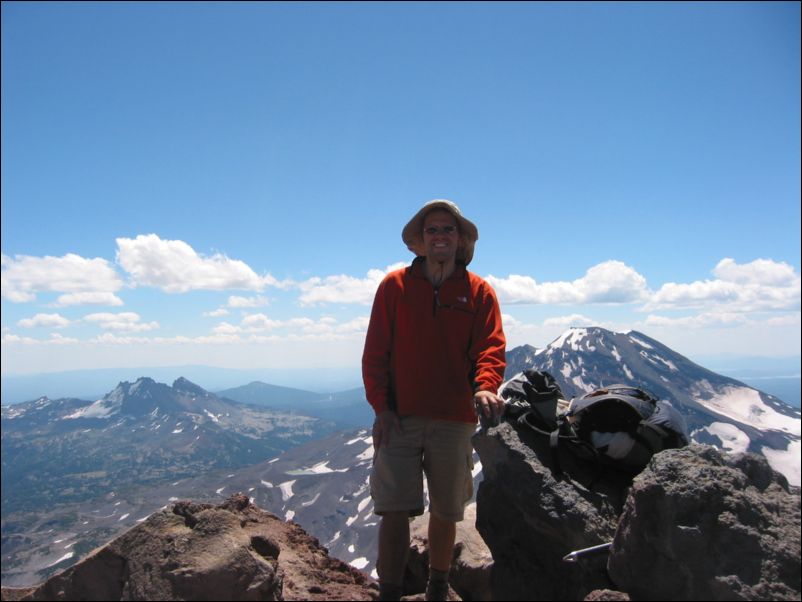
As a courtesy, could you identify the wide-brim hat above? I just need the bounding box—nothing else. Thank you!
[402,199,479,266]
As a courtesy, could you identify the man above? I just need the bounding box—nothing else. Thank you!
[362,199,506,601]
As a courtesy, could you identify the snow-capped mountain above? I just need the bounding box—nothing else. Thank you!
[507,327,801,485]
[1,376,339,586]
[1,377,335,515]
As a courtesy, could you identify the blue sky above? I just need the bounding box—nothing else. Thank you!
[2,1,800,379]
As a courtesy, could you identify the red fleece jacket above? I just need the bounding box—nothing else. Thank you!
[362,258,506,424]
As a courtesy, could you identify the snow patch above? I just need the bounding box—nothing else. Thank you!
[762,440,801,487]
[702,422,751,454]
[622,364,634,381]
[287,461,349,475]
[346,430,369,445]
[285,510,295,521]
[356,446,374,461]
[629,335,654,349]
[301,493,321,507]
[204,409,220,423]
[697,386,801,436]
[118,513,130,521]
[350,557,369,570]
[63,398,121,420]
[45,552,74,568]
[279,480,296,501]
[357,496,372,513]
[611,346,622,362]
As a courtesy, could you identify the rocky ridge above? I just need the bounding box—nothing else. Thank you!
[0,494,375,601]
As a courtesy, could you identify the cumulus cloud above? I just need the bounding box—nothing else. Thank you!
[212,321,243,335]
[116,234,280,293]
[645,258,800,312]
[298,262,407,306]
[643,312,749,328]
[1,252,123,303]
[228,295,269,308]
[18,313,72,329]
[83,312,160,332]
[240,313,281,331]
[54,292,124,307]
[204,308,230,317]
[713,258,799,286]
[212,313,371,340]
[543,314,597,327]
[487,260,649,305]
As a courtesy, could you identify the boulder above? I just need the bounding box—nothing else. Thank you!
[608,445,801,601]
[472,421,630,600]
[2,494,376,601]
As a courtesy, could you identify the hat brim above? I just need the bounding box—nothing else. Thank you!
[402,200,478,266]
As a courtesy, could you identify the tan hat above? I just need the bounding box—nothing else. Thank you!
[402,199,479,266]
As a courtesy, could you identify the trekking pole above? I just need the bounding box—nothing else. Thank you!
[562,542,612,563]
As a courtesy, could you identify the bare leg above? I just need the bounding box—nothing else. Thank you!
[377,511,410,587]
[427,513,456,571]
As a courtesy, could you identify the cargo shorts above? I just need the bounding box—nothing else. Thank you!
[370,416,476,522]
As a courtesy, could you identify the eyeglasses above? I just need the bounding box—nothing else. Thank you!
[424,225,457,235]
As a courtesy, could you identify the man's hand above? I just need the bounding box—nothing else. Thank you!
[473,390,505,419]
[372,410,401,449]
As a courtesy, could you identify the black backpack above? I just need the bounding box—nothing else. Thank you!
[501,371,689,477]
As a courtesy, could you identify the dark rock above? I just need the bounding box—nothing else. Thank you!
[608,445,801,601]
[472,421,628,600]
[4,495,376,601]
[583,589,630,601]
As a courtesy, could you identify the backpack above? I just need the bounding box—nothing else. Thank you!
[501,371,689,477]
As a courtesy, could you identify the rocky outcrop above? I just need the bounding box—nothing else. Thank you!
[473,417,801,602]
[472,421,629,600]
[608,446,801,601]
[1,494,376,601]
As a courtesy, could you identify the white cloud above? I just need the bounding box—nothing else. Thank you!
[204,308,230,317]
[212,321,243,335]
[1,333,41,345]
[240,313,281,331]
[116,234,279,293]
[47,333,81,345]
[83,312,160,332]
[54,292,124,307]
[487,261,649,305]
[18,313,72,329]
[228,295,269,308]
[713,258,798,286]
[543,314,597,327]
[298,262,407,306]
[644,312,749,328]
[646,258,800,312]
[766,313,801,327]
[1,252,123,303]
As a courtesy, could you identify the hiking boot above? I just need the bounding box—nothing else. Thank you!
[424,579,450,601]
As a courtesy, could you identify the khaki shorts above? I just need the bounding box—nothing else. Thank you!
[370,416,476,522]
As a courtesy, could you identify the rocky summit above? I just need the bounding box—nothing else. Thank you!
[0,494,376,601]
[473,415,801,601]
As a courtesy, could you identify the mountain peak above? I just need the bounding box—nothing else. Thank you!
[172,377,207,396]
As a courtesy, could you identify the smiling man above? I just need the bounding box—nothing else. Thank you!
[362,199,506,601]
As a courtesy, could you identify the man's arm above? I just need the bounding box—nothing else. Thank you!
[362,276,401,445]
[470,281,507,418]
